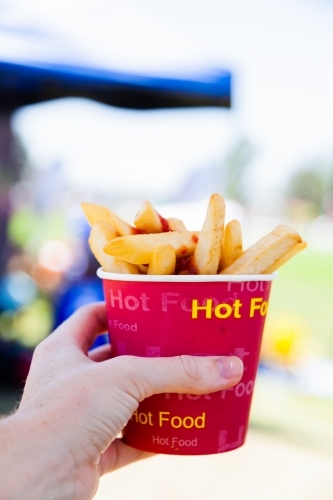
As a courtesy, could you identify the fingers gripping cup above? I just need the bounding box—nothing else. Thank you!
[98,270,275,456]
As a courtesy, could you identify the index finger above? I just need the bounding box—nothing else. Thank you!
[54,302,108,353]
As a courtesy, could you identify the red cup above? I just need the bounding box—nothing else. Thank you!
[98,269,275,455]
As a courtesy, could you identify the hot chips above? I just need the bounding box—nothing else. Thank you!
[219,219,243,271]
[167,218,187,231]
[134,200,187,232]
[191,193,225,274]
[81,202,136,236]
[262,240,307,274]
[220,225,302,275]
[134,200,165,233]
[147,244,176,275]
[104,231,200,265]
[82,194,306,275]
[88,221,139,274]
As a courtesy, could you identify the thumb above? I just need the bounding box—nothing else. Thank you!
[103,355,244,401]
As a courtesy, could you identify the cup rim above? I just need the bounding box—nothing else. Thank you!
[97,267,277,283]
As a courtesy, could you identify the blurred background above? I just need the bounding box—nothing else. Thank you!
[1,0,333,498]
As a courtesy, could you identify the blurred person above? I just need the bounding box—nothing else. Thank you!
[0,302,243,500]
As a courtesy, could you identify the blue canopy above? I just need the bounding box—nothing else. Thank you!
[0,0,231,110]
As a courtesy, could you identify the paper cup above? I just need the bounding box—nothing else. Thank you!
[98,269,275,455]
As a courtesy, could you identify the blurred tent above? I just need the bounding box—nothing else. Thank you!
[0,0,233,388]
[0,0,233,270]
[0,0,231,111]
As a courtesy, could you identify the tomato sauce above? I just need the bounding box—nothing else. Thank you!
[158,214,170,232]
[175,256,199,275]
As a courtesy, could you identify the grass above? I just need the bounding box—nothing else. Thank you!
[250,248,333,454]
[250,375,333,456]
[267,248,333,355]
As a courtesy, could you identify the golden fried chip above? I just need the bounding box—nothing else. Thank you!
[263,241,307,274]
[89,221,139,274]
[192,193,225,274]
[104,231,200,265]
[167,218,187,231]
[220,225,302,275]
[81,202,136,236]
[219,219,243,271]
[147,244,176,275]
[134,200,164,233]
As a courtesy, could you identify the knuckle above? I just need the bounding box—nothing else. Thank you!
[179,355,200,381]
[112,356,151,401]
[33,337,52,357]
[32,333,62,363]
[114,355,139,373]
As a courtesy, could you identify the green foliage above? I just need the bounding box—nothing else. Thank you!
[269,249,333,356]
[7,208,67,252]
[224,138,255,204]
[286,159,333,213]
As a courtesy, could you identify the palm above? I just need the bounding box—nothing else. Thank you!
[74,440,151,500]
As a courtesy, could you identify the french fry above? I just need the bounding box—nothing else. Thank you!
[167,218,187,231]
[134,200,187,233]
[134,200,163,233]
[220,225,302,275]
[81,202,136,236]
[134,200,164,233]
[104,231,200,265]
[192,193,226,274]
[262,241,307,274]
[219,219,243,271]
[137,264,148,274]
[147,244,176,275]
[82,194,306,276]
[89,221,139,274]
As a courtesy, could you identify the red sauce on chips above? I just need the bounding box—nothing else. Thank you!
[158,214,170,232]
[176,256,199,275]
[133,227,147,234]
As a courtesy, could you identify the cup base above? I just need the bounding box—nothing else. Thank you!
[122,436,246,456]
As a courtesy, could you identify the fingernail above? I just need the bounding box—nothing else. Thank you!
[215,356,243,379]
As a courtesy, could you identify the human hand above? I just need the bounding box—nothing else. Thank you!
[6,302,243,500]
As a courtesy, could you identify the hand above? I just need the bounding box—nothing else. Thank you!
[2,302,243,500]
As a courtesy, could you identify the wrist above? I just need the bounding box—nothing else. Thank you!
[0,409,75,500]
